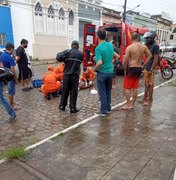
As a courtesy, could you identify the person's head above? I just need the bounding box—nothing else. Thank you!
[143,31,157,45]
[20,39,28,49]
[5,43,14,54]
[97,29,106,42]
[131,33,140,42]
[71,40,79,49]
[83,67,87,72]
[48,65,54,71]
[110,40,116,47]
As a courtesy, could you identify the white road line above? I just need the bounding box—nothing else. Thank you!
[0,77,175,164]
[174,167,176,180]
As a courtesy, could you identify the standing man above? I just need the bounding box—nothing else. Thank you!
[57,40,83,113]
[93,29,116,116]
[0,43,16,120]
[121,33,152,110]
[143,31,159,106]
[16,39,30,91]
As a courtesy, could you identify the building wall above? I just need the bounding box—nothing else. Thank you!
[125,13,157,30]
[78,1,102,49]
[102,15,121,24]
[151,15,172,44]
[31,0,78,59]
[10,0,78,60]
[156,22,171,44]
[0,5,14,49]
[10,1,34,55]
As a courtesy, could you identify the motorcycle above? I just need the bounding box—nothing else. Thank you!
[156,58,173,80]
[141,58,173,80]
[161,54,176,69]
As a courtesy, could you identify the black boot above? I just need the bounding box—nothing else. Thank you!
[59,105,65,111]
[46,94,51,100]
[70,109,79,113]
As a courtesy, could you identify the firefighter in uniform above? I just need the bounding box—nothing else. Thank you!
[58,40,83,113]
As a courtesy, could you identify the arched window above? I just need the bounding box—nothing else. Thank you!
[34,2,44,33]
[47,5,55,34]
[59,7,65,20]
[69,10,74,25]
[68,10,74,43]
[58,7,65,35]
[35,2,42,16]
[48,5,54,18]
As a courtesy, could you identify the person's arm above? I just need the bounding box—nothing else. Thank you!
[15,48,22,62]
[113,52,120,61]
[123,47,130,72]
[151,45,160,71]
[142,46,152,68]
[9,57,17,81]
[92,48,102,72]
[0,61,3,67]
[11,66,17,81]
[93,60,102,72]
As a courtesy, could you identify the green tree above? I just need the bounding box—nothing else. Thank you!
[173,28,176,33]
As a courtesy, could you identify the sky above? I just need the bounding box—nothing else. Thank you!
[103,0,176,22]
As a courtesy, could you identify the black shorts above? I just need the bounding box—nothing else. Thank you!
[126,67,142,79]
[18,64,29,80]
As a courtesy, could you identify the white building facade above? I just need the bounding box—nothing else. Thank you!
[10,0,78,60]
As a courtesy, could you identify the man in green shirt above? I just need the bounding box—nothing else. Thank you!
[93,29,116,116]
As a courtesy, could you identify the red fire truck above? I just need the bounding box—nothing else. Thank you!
[83,21,149,72]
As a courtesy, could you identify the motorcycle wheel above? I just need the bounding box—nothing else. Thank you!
[161,68,173,80]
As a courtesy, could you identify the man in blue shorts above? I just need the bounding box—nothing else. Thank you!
[0,43,17,120]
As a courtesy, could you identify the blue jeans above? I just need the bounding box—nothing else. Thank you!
[97,72,113,114]
[0,82,16,118]
[8,80,16,95]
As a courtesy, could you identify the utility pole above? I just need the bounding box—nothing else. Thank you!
[123,0,127,22]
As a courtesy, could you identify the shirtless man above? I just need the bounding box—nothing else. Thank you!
[121,33,152,110]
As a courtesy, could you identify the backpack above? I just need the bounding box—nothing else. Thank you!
[0,67,14,82]
[56,49,71,62]
[32,79,43,88]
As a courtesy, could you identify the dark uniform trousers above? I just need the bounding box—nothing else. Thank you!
[60,74,79,109]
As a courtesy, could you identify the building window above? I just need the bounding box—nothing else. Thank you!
[47,5,55,35]
[34,2,44,33]
[58,7,65,36]
[95,1,100,5]
[0,0,8,5]
[170,35,174,40]
[68,10,74,44]
[69,10,74,25]
[0,33,6,45]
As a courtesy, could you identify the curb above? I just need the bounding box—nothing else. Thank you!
[31,60,58,66]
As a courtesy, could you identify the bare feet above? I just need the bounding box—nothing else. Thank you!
[143,101,151,106]
[139,98,146,103]
[13,107,21,111]
[129,105,134,109]
[121,104,131,110]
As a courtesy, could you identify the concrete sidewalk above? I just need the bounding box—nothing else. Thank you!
[0,84,176,180]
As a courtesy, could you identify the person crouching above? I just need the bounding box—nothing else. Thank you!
[79,67,96,89]
[41,65,61,100]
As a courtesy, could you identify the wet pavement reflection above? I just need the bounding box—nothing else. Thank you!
[0,79,176,179]
[0,64,175,153]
